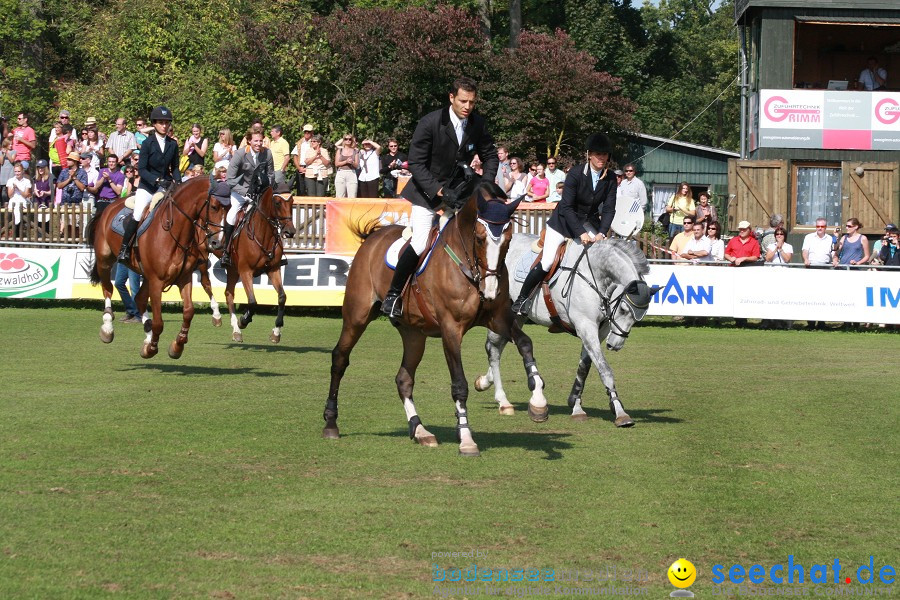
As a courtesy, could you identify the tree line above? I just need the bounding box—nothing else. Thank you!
[0,0,738,162]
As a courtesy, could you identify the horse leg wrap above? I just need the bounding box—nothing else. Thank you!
[143,319,152,334]
[408,415,422,440]
[454,411,473,443]
[324,399,338,423]
[524,360,540,392]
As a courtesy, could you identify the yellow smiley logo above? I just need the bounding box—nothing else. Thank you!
[668,558,697,588]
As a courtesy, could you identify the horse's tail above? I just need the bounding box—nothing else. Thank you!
[348,216,383,242]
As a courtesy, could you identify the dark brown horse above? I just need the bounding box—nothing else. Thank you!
[87,177,223,358]
[323,185,548,457]
[196,188,297,343]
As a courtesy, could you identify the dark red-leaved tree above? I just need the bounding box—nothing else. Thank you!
[481,29,637,161]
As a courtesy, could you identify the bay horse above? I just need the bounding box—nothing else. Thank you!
[323,184,548,457]
[196,187,297,343]
[87,177,224,359]
[474,235,658,426]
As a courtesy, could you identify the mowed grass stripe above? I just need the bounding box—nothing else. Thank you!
[0,307,896,599]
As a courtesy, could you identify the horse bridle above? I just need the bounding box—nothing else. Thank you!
[444,210,512,301]
[242,191,293,262]
[158,185,222,291]
[557,246,654,339]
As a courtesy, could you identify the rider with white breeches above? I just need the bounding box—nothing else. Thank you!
[511,133,617,315]
[117,105,182,264]
[221,130,274,267]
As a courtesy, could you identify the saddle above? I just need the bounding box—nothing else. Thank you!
[111,190,169,241]
[532,227,577,335]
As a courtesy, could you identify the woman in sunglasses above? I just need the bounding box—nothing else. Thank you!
[334,134,359,198]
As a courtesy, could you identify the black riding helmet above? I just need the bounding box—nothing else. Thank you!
[150,105,173,122]
[586,133,613,156]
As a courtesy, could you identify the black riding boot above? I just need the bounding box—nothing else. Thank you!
[382,245,419,318]
[117,215,139,264]
[511,264,547,315]
[220,223,235,267]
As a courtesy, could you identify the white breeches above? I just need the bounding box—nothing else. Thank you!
[133,188,153,221]
[410,204,436,255]
[226,192,249,226]
[541,225,567,271]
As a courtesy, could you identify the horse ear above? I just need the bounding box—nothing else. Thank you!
[477,194,488,214]
[505,196,522,216]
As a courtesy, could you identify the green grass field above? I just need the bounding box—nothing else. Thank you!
[0,305,897,599]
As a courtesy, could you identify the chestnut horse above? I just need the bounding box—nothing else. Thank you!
[323,186,548,457]
[87,177,224,358]
[196,188,297,343]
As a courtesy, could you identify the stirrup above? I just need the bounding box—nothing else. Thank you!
[220,252,232,268]
[117,245,131,265]
[511,296,529,316]
[382,293,402,318]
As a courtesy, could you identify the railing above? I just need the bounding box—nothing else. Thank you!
[1,199,672,257]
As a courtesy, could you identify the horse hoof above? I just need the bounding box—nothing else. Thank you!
[527,403,549,423]
[571,412,589,422]
[232,332,243,343]
[615,414,635,428]
[498,405,515,416]
[458,442,481,457]
[269,332,281,344]
[212,317,222,327]
[322,427,340,440]
[474,375,493,392]
[140,343,158,359]
[99,329,114,344]
[415,433,439,447]
[168,343,183,359]
[238,319,249,330]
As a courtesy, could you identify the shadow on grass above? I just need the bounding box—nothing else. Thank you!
[121,364,288,377]
[212,342,331,354]
[374,425,573,460]
[506,401,682,426]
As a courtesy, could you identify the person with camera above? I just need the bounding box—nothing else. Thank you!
[879,223,900,266]
[510,133,617,315]
[117,106,182,264]
[381,76,499,318]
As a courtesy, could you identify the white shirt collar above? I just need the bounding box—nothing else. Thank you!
[448,110,463,130]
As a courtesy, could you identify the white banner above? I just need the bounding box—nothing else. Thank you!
[646,264,900,323]
[4,247,900,323]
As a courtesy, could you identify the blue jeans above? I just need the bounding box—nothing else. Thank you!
[668,222,684,239]
[114,264,142,317]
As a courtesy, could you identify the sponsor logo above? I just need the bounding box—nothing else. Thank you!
[866,286,900,308]
[874,98,900,125]
[652,273,713,305]
[0,252,59,297]
[764,96,822,123]
[711,556,895,586]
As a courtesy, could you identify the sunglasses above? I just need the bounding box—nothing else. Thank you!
[815,225,827,229]
[775,232,786,236]
[845,224,856,228]
[625,169,634,173]
[547,161,556,165]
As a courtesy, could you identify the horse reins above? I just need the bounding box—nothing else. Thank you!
[239,193,291,266]
[156,188,220,292]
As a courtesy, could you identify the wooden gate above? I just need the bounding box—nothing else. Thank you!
[842,161,899,235]
[727,159,788,232]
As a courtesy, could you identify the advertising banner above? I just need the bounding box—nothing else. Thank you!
[758,89,900,150]
[4,246,899,322]
[645,264,900,323]
[325,199,412,256]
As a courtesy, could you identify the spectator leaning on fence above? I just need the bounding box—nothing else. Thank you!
[678,222,713,262]
[706,221,725,261]
[802,218,835,267]
[724,220,760,266]
[833,218,870,267]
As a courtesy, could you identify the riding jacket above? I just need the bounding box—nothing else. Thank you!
[227,147,275,197]
[402,107,498,210]
[547,163,616,239]
[137,134,182,194]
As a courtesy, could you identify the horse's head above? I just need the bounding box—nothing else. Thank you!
[465,182,521,301]
[605,279,658,351]
[269,191,297,239]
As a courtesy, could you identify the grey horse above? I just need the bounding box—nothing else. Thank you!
[474,235,657,426]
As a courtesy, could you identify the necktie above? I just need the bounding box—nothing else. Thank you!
[457,119,467,145]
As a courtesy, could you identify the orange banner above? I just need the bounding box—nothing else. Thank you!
[325,199,413,256]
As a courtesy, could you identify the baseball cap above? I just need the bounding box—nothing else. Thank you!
[614,169,624,176]
[885,223,899,233]
[737,220,751,229]
[36,159,49,168]
[302,124,314,132]
[80,152,93,159]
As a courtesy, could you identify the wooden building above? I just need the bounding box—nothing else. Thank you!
[733,0,900,236]
[623,133,738,223]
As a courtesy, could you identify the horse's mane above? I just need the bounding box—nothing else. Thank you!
[589,238,650,276]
